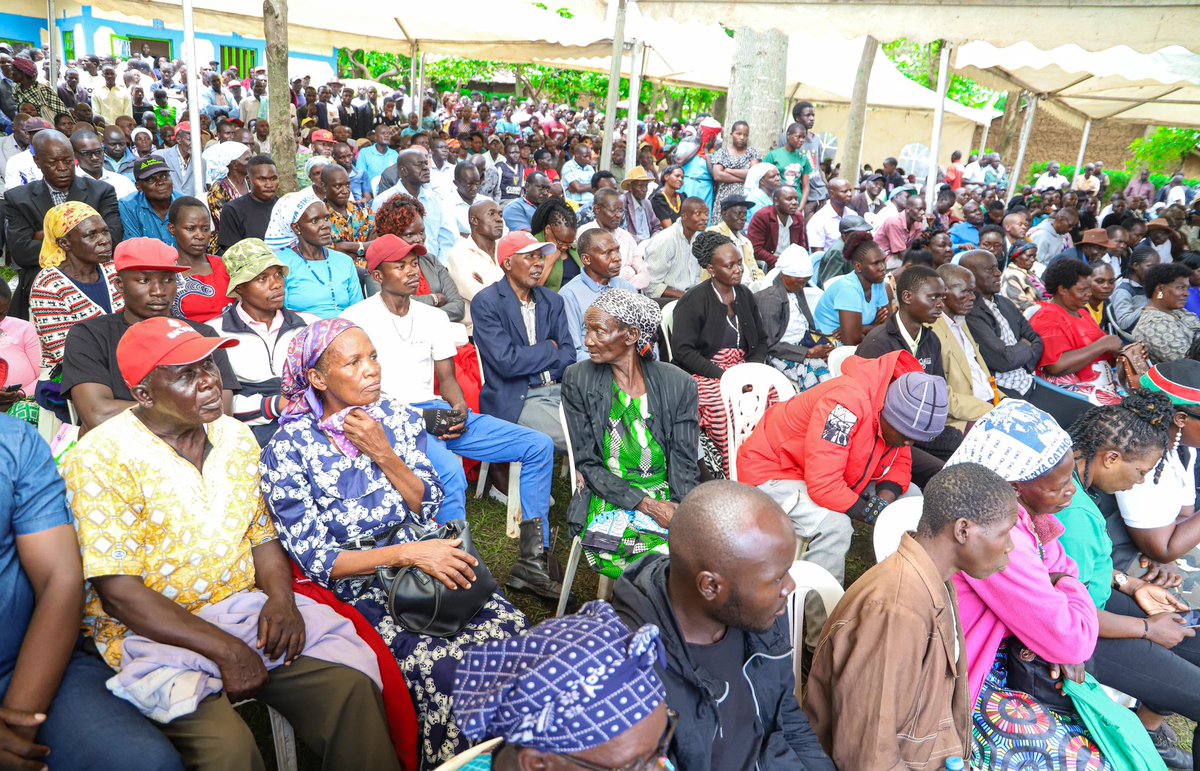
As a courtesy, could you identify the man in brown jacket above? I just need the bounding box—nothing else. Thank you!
[804,462,1019,770]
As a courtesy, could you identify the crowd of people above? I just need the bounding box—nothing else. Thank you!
[4,39,1200,771]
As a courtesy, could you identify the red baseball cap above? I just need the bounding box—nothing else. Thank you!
[113,238,189,274]
[365,234,426,272]
[311,129,335,144]
[116,317,238,388]
[496,232,555,264]
[174,121,191,137]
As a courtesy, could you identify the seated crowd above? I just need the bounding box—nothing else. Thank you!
[5,44,1200,771]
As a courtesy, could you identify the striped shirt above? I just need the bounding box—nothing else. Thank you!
[29,264,125,371]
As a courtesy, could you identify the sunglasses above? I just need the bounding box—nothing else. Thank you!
[561,710,678,771]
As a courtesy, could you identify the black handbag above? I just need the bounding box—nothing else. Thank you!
[1005,643,1075,713]
[343,520,497,638]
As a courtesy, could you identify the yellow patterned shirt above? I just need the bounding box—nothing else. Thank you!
[62,411,276,668]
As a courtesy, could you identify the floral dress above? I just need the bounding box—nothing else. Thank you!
[583,383,671,580]
[206,178,243,253]
[709,146,761,224]
[328,202,375,270]
[260,399,528,768]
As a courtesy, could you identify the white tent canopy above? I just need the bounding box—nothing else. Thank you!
[620,0,1200,55]
[955,42,1200,129]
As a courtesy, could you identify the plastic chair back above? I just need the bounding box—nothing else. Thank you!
[720,363,796,482]
[826,345,857,377]
[872,496,924,562]
[432,738,503,771]
[787,561,845,696]
[660,299,678,361]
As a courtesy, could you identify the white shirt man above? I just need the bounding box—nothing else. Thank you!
[4,149,40,191]
[806,200,844,252]
[341,293,457,403]
[76,164,136,200]
[447,236,504,335]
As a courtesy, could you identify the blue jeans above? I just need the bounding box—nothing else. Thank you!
[36,641,184,771]
[416,400,555,546]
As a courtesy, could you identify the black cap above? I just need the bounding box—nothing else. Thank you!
[134,154,169,181]
[839,214,872,235]
[720,195,752,213]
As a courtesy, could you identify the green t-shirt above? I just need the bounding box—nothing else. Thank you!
[763,146,813,194]
[1055,474,1115,610]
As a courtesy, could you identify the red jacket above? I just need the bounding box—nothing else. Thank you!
[737,351,921,514]
[748,205,807,269]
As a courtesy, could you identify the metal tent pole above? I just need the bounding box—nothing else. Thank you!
[182,0,205,199]
[600,0,627,172]
[1007,93,1039,205]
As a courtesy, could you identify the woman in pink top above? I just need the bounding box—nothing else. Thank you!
[0,282,41,423]
[945,400,1107,768]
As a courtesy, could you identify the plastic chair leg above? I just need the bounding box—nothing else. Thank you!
[556,536,584,617]
[474,461,490,499]
[268,706,298,771]
[506,462,522,539]
[597,575,614,602]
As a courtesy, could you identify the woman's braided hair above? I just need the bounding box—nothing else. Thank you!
[843,230,878,265]
[691,230,733,270]
[1067,390,1173,485]
[374,193,426,237]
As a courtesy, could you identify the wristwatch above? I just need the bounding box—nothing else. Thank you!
[1114,571,1130,590]
[356,242,365,258]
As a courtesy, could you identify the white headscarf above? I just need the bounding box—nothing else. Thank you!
[743,162,775,195]
[265,188,321,251]
[202,141,250,187]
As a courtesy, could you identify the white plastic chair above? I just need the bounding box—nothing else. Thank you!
[431,737,503,771]
[555,400,616,616]
[826,345,857,378]
[720,363,796,482]
[470,345,522,538]
[803,285,824,307]
[872,496,924,563]
[232,702,297,771]
[659,299,678,361]
[787,560,845,697]
[1023,304,1040,321]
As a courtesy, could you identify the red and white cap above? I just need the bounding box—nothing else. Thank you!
[116,317,238,388]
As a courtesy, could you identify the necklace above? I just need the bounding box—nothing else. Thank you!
[390,308,415,341]
[712,284,741,346]
[664,189,681,213]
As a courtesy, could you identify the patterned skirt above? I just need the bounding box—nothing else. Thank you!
[582,506,669,580]
[351,590,528,769]
[768,354,834,393]
[692,347,747,478]
[971,647,1111,770]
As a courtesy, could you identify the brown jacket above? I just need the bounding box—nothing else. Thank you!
[804,533,970,770]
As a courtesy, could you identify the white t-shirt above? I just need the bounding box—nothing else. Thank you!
[1117,450,1196,529]
[340,295,457,404]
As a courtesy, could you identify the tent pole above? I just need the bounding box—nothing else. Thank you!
[409,43,418,98]
[624,40,644,179]
[978,120,990,156]
[842,35,877,186]
[182,0,204,199]
[47,0,59,86]
[1007,93,1038,205]
[600,0,628,172]
[925,41,952,196]
[1072,118,1093,184]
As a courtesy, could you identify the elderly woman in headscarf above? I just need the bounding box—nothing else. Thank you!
[29,202,122,372]
[129,126,156,158]
[756,244,837,391]
[561,289,699,579]
[203,141,251,252]
[305,155,332,200]
[743,160,784,228]
[267,189,364,319]
[1001,240,1047,312]
[260,318,527,768]
[450,601,673,771]
[943,400,1115,769]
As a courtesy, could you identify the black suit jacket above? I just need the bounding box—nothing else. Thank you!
[4,176,123,319]
[965,291,1043,378]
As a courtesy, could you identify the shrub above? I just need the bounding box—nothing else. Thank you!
[1026,162,1196,197]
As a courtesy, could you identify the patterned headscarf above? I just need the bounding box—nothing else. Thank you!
[946,399,1072,483]
[202,141,250,186]
[453,601,666,754]
[591,288,662,359]
[305,155,331,179]
[264,188,321,251]
[280,318,358,425]
[1008,241,1037,264]
[40,202,102,269]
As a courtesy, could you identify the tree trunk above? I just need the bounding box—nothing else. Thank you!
[996,89,1022,160]
[725,27,788,152]
[841,36,878,184]
[264,0,298,194]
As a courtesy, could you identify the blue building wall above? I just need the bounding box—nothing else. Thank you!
[0,6,338,75]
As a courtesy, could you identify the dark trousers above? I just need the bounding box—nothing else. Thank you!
[1088,591,1200,765]
[160,656,400,771]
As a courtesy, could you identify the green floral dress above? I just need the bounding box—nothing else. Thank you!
[583,383,672,579]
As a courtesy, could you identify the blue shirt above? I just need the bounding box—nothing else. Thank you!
[559,272,637,360]
[119,191,182,245]
[503,198,538,233]
[277,247,364,319]
[949,221,980,250]
[355,146,398,193]
[0,416,72,695]
[494,120,521,136]
[813,276,890,334]
[348,166,371,200]
[681,154,714,211]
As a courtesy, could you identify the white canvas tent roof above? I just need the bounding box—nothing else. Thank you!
[954,42,1200,129]
[621,0,1200,55]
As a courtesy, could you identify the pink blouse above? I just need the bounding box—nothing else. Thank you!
[0,316,41,397]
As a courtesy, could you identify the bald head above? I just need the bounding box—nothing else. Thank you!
[32,128,71,155]
[670,481,793,576]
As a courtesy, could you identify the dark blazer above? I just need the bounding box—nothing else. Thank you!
[620,190,662,242]
[5,176,123,319]
[671,279,768,379]
[412,255,465,323]
[748,205,806,269]
[855,313,945,377]
[471,277,576,424]
[965,292,1043,380]
[562,359,700,533]
[756,275,819,361]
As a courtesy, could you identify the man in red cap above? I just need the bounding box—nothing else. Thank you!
[310,128,335,158]
[61,237,239,433]
[342,235,561,599]
[61,316,400,770]
[162,121,196,194]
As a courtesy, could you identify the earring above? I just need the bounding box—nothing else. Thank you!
[1158,291,1165,299]
[1173,427,1184,453]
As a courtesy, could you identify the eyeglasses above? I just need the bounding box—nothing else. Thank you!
[77,148,104,159]
[562,710,678,771]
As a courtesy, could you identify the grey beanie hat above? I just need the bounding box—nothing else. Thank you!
[882,372,950,442]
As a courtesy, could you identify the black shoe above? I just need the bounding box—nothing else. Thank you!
[1149,725,1193,771]
[505,520,563,601]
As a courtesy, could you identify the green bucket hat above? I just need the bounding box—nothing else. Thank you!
[223,238,288,297]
